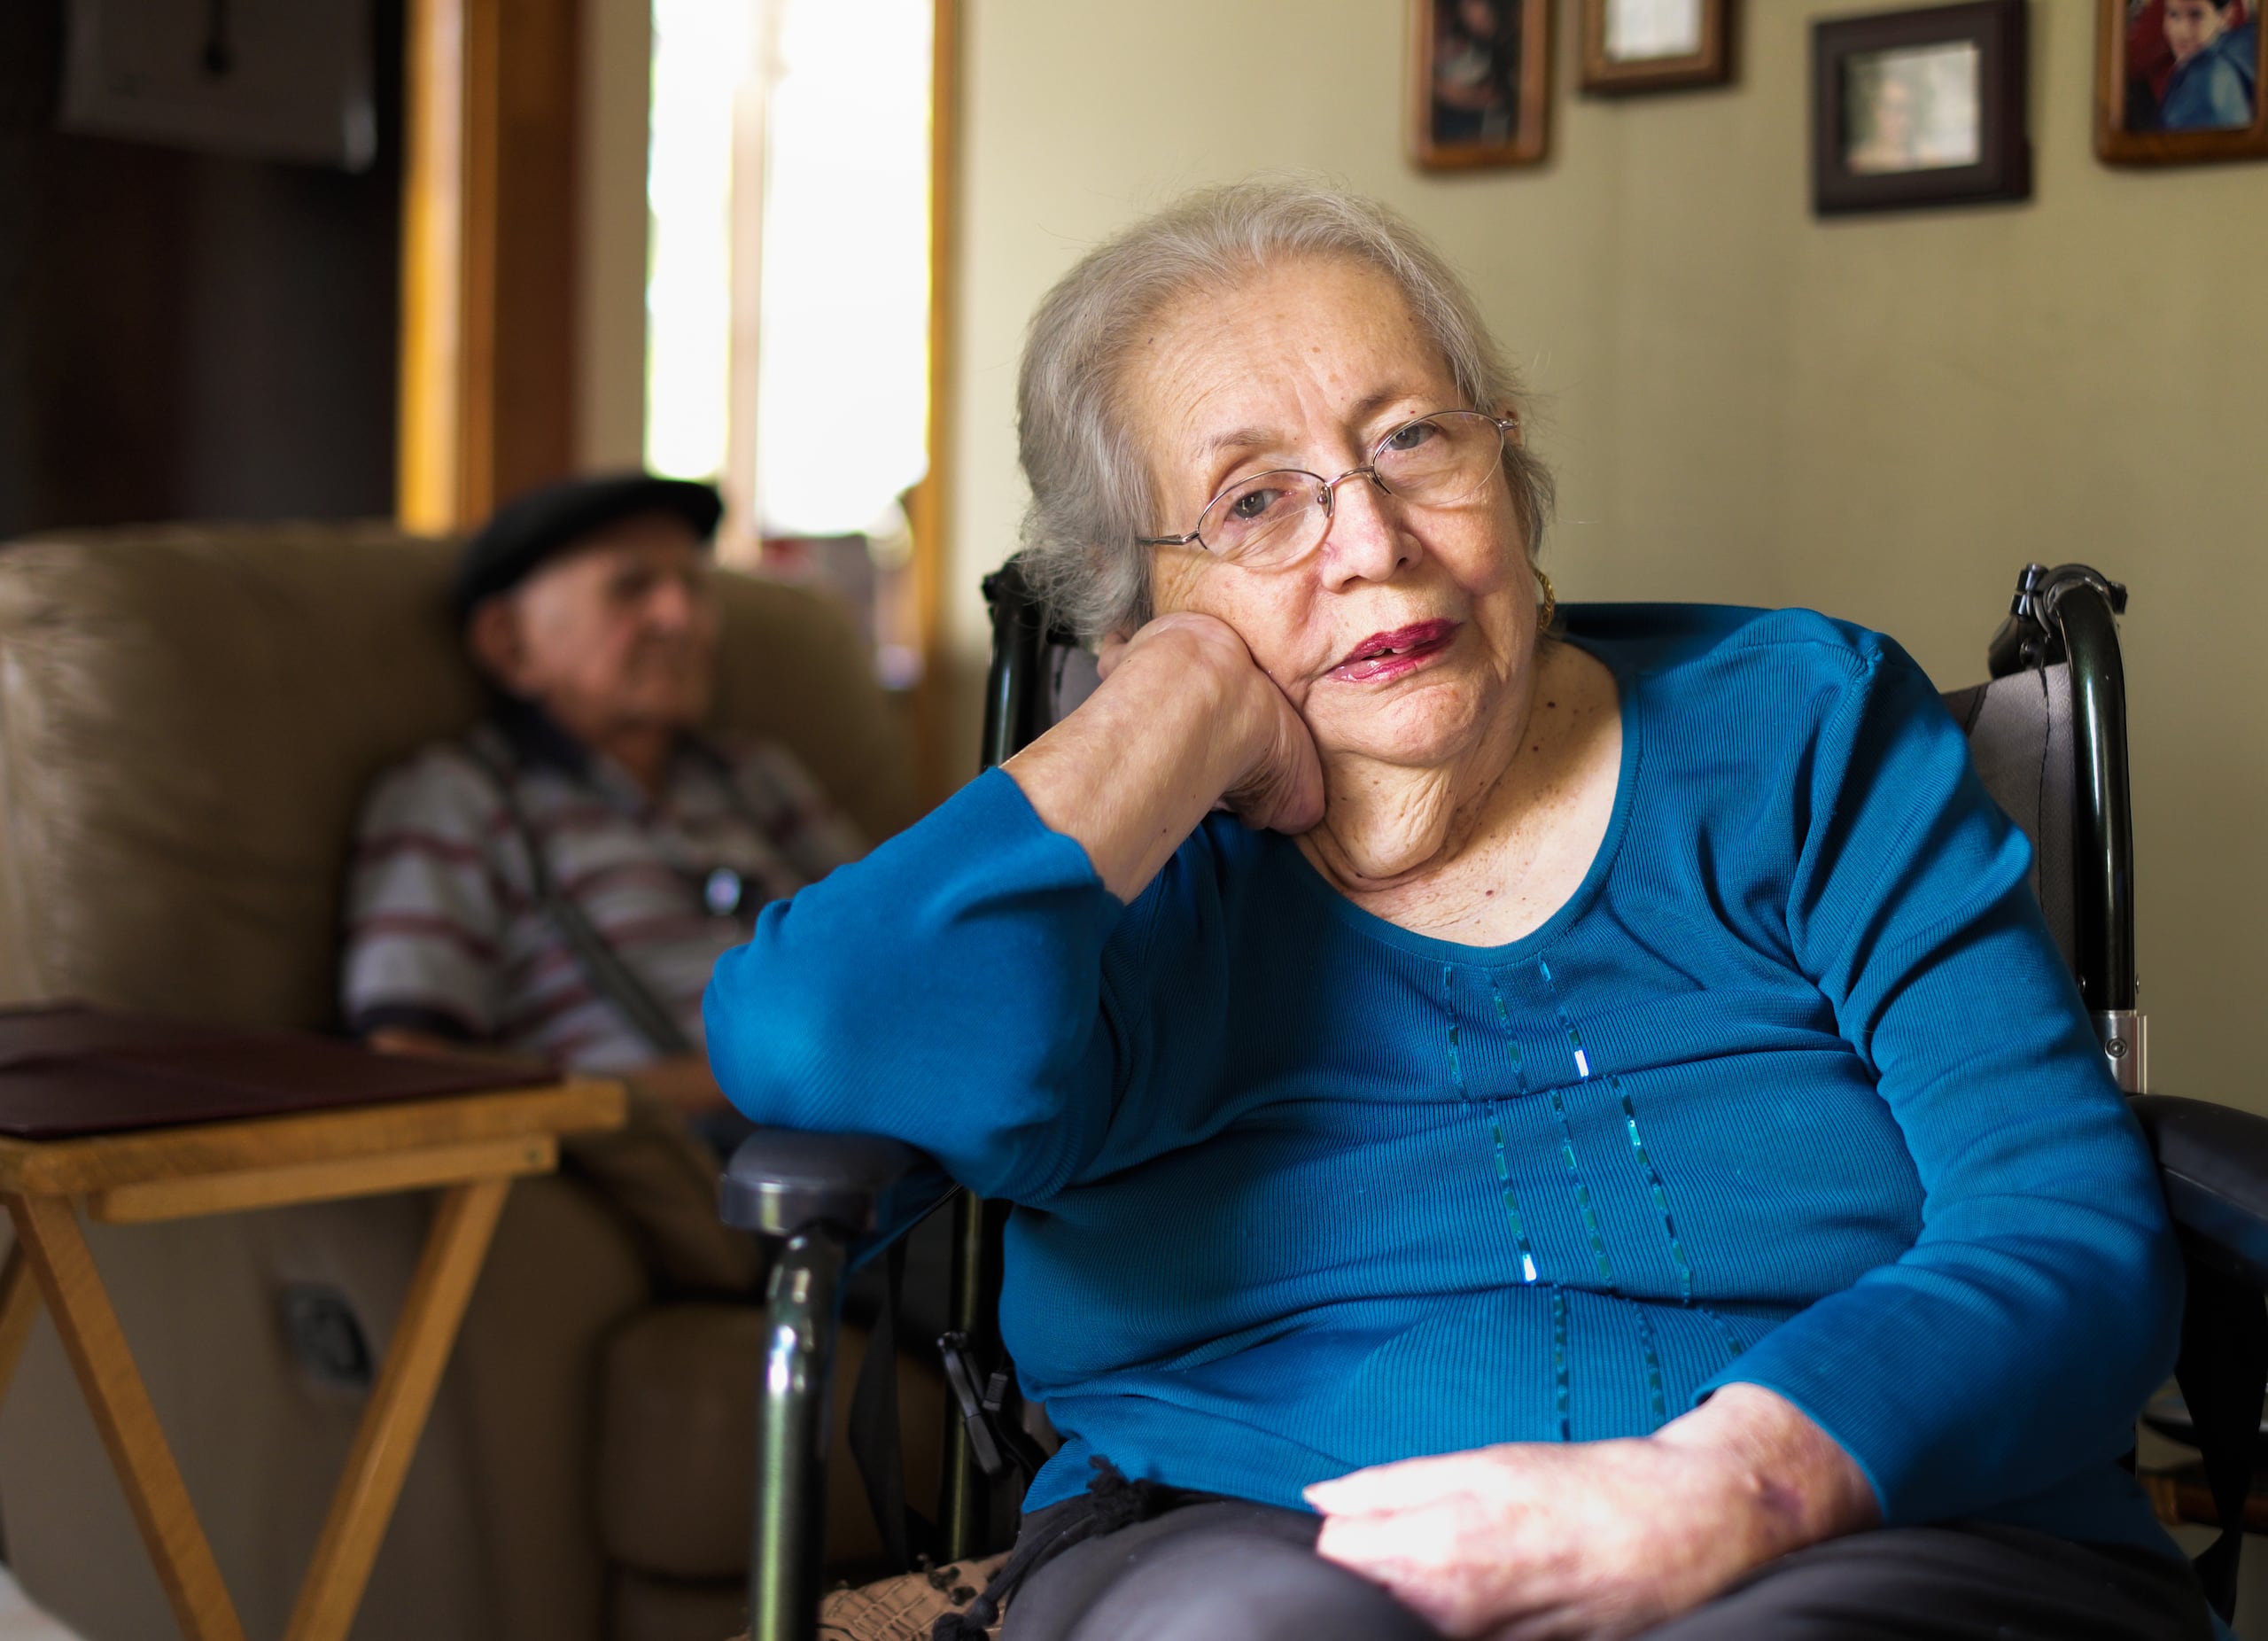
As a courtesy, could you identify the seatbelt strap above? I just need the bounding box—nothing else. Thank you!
[937,1334,1047,1483]
[849,1239,936,1571]
[467,743,695,1058]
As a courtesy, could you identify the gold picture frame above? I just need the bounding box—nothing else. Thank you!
[2095,0,2268,167]
[1410,0,1553,170]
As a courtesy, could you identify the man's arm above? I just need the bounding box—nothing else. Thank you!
[341,748,509,1044]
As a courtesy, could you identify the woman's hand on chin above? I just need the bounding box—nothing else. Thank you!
[1011,612,1323,903]
[1099,612,1325,835]
[1303,1384,1879,1640]
[1120,612,1324,835]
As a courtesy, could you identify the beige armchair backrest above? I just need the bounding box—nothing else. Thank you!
[0,523,917,1030]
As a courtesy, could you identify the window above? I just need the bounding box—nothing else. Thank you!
[645,0,935,688]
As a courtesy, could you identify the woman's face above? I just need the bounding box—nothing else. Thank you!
[1127,257,1539,776]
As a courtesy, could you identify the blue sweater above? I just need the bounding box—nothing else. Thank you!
[707,604,2181,1555]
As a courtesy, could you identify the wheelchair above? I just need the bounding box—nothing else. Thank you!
[720,561,2268,1641]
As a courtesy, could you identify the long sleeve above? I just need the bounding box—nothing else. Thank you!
[1703,637,2180,1526]
[704,767,1129,1202]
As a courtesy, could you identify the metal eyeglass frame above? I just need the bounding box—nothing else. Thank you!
[1134,409,1519,561]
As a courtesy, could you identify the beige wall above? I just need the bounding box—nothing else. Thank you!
[944,0,2268,1110]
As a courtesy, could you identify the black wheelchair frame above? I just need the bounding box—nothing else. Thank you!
[721,562,2268,1639]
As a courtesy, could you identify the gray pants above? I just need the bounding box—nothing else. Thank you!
[999,1497,2217,1641]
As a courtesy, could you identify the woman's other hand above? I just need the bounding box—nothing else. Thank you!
[1304,1383,1878,1639]
[1014,611,1322,901]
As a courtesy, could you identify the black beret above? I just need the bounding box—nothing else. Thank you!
[451,472,725,621]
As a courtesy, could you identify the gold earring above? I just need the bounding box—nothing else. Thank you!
[1535,567,1557,634]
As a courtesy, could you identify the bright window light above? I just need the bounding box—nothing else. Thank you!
[644,0,750,483]
[754,0,932,534]
[643,0,932,538]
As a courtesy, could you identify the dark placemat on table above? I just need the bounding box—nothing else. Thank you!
[0,1002,558,1139]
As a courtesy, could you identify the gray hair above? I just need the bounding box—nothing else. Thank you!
[1014,178,1554,642]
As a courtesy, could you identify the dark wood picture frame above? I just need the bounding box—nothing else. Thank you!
[1811,1,2031,217]
[1581,0,1736,96]
[2096,0,2268,167]
[1410,0,1553,169]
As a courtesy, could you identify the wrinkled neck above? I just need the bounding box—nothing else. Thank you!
[1298,662,1537,895]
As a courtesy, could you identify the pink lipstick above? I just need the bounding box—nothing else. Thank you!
[1328,618,1461,684]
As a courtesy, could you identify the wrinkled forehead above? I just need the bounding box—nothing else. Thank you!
[1123,256,1458,474]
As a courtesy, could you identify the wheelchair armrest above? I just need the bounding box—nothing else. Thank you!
[2133,1095,2268,1289]
[718,1128,958,1256]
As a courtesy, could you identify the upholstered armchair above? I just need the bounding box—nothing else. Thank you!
[0,524,932,1641]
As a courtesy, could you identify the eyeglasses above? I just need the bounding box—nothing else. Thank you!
[1135,409,1518,570]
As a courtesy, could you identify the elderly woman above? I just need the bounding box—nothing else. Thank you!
[705,183,2209,1640]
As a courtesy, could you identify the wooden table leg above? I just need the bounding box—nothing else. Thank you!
[0,1237,43,1404]
[283,1176,512,1641]
[4,1193,249,1641]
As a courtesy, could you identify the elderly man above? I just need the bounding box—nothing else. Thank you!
[342,472,862,1131]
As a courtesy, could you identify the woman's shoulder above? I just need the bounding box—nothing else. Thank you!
[1563,604,1981,884]
[1563,602,1907,693]
[1565,603,1955,799]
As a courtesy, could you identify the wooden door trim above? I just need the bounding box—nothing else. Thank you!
[398,0,466,533]
[398,0,579,535]
[909,0,961,800]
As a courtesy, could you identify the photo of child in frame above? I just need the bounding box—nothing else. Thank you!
[1429,0,1525,146]
[2121,0,2259,131]
[1411,0,1550,167]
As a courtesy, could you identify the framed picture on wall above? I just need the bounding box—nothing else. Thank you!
[2096,0,2268,166]
[1811,1,2031,216]
[1581,0,1736,95]
[1410,0,1552,169]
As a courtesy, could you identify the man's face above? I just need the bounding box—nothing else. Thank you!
[2164,0,2228,65]
[472,511,719,742]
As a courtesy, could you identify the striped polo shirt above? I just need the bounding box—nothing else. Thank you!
[341,706,863,1071]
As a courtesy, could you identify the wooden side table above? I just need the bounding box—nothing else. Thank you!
[0,1077,625,1641]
